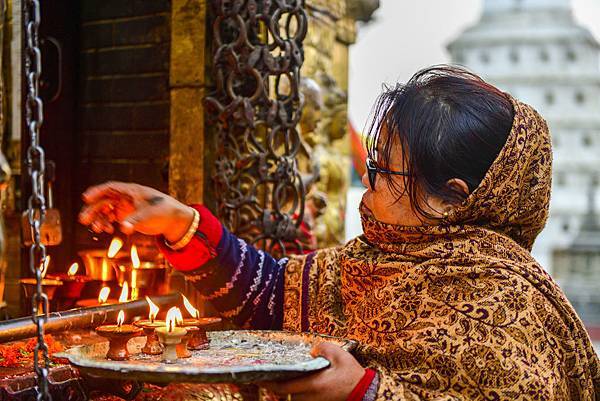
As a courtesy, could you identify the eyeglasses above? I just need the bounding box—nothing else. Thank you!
[365,157,409,190]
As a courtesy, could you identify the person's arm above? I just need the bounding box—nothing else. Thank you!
[158,205,287,330]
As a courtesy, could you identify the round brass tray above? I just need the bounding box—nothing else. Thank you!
[57,330,356,384]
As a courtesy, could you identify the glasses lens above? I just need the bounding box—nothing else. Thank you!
[366,158,377,190]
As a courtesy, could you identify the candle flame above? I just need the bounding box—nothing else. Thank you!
[107,237,124,258]
[117,310,125,327]
[98,287,110,304]
[130,245,140,269]
[174,307,184,325]
[146,296,159,323]
[119,281,129,303]
[67,262,79,276]
[182,294,199,318]
[165,307,178,333]
[40,256,50,279]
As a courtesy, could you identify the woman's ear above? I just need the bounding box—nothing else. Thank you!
[445,178,470,204]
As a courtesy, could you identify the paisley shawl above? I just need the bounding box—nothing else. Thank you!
[283,97,600,400]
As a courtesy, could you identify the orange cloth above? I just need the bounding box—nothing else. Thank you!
[283,96,600,400]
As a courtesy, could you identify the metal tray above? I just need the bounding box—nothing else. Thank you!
[57,330,356,384]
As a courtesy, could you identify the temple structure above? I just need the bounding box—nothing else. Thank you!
[448,0,600,272]
[448,0,600,328]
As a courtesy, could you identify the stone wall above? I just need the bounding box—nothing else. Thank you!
[77,0,171,191]
[75,0,172,248]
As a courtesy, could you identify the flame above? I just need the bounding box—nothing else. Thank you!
[165,307,179,333]
[98,287,110,304]
[67,262,79,276]
[119,281,129,303]
[174,307,184,325]
[146,296,159,323]
[107,237,124,258]
[182,294,199,318]
[130,245,140,269]
[117,310,125,327]
[40,255,50,279]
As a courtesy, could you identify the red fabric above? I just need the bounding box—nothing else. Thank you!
[347,368,376,401]
[157,204,223,271]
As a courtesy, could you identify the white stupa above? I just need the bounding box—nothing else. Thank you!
[448,0,600,272]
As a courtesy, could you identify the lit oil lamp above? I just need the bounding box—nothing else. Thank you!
[20,256,63,312]
[49,262,92,299]
[118,281,129,303]
[133,296,165,355]
[130,245,140,300]
[173,308,191,358]
[95,310,143,361]
[155,307,187,363]
[75,284,121,308]
[181,294,221,350]
[99,286,112,305]
[78,237,126,282]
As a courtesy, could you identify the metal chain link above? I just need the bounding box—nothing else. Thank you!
[23,0,51,400]
[205,0,308,257]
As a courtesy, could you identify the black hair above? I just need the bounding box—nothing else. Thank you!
[366,65,515,219]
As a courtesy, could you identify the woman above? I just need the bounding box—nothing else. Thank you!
[80,66,600,401]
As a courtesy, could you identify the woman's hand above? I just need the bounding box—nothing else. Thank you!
[78,181,195,243]
[262,342,366,401]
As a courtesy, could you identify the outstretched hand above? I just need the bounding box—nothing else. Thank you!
[78,181,194,243]
[261,342,365,401]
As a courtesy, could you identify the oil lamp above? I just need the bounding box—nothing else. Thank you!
[133,296,165,355]
[155,307,187,363]
[99,286,112,304]
[181,294,221,350]
[118,281,129,303]
[75,286,117,307]
[20,256,62,312]
[173,308,191,358]
[48,262,92,299]
[95,310,143,361]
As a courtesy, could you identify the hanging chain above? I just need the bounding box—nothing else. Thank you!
[24,0,51,400]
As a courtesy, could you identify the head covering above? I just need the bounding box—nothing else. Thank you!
[360,96,552,251]
[284,96,600,400]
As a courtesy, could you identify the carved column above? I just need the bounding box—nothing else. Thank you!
[300,0,378,248]
[169,0,207,204]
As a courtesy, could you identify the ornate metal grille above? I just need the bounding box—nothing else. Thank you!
[205,0,308,256]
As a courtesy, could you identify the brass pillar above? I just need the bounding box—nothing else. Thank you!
[169,0,207,204]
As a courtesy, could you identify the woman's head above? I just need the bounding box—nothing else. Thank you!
[361,65,515,226]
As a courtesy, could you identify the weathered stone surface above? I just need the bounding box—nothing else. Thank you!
[169,87,205,203]
[169,0,206,203]
[170,0,206,87]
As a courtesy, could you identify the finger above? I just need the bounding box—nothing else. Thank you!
[95,214,115,234]
[79,200,116,225]
[310,342,344,363]
[82,181,137,204]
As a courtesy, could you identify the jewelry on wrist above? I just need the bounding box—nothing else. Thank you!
[165,208,200,250]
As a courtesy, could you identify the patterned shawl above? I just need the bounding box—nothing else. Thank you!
[283,97,600,400]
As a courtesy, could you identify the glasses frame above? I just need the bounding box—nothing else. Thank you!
[365,156,409,190]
